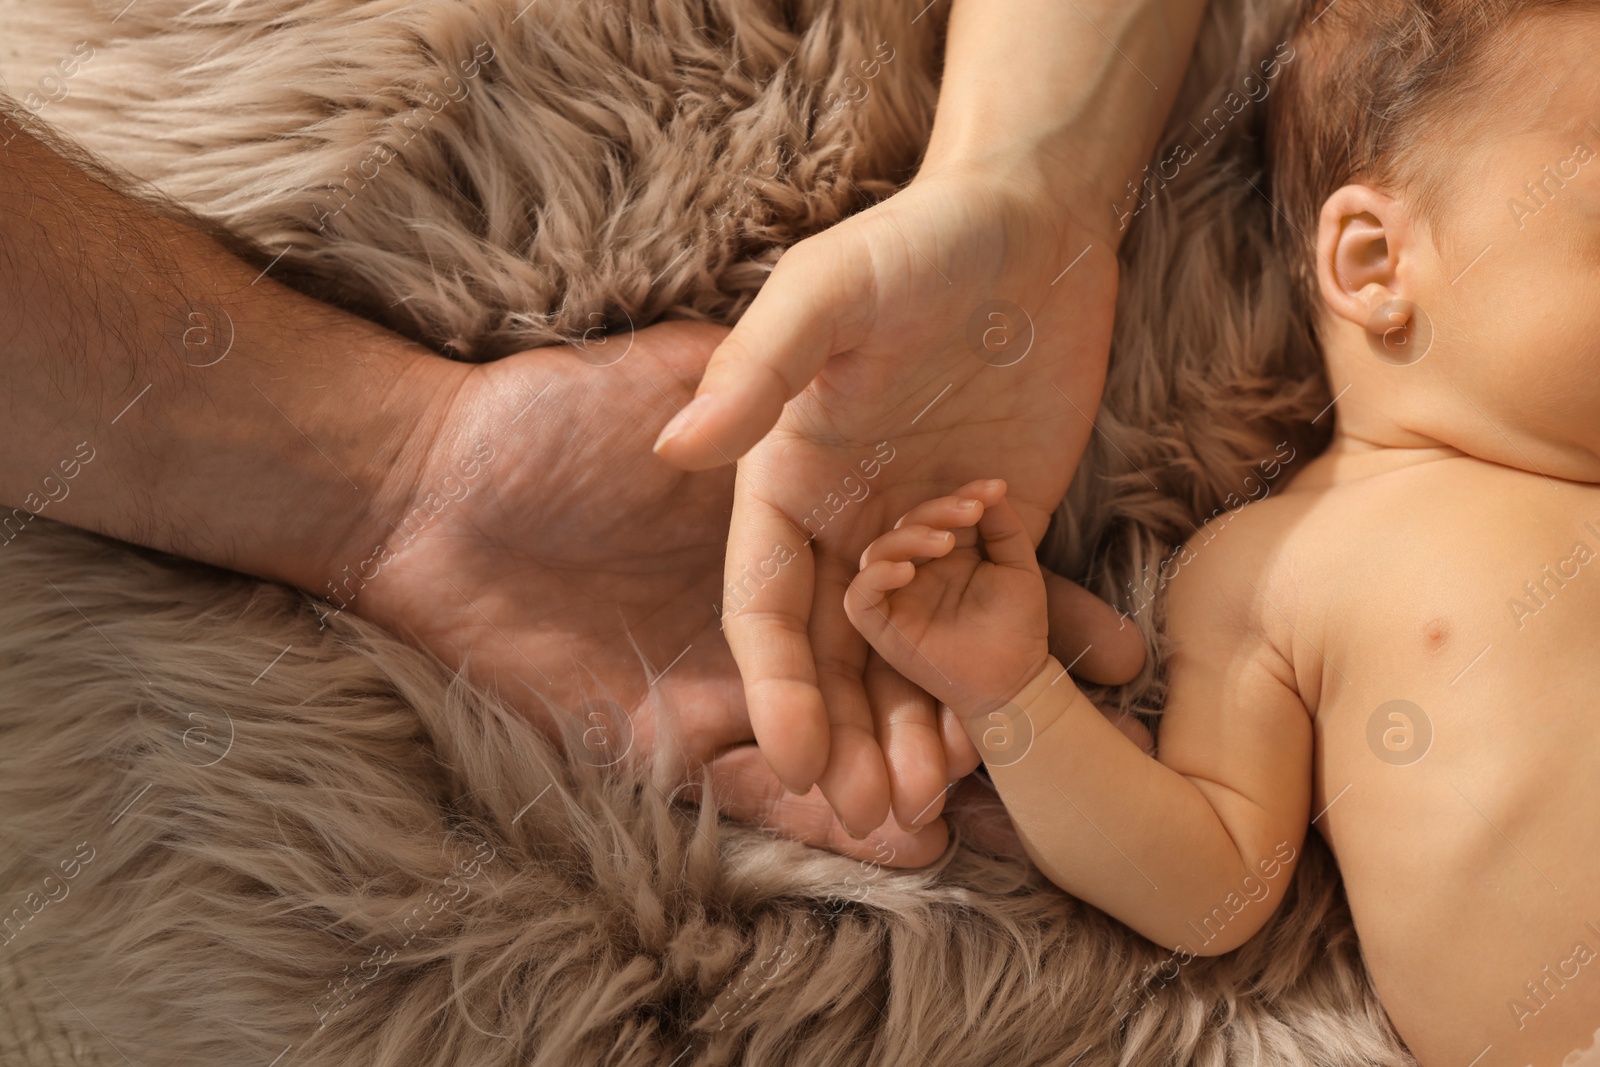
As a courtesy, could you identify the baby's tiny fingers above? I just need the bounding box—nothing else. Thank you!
[892,496,985,534]
[844,559,915,622]
[854,559,914,597]
[891,480,1005,530]
[947,478,1007,505]
[860,525,956,568]
[976,491,1040,574]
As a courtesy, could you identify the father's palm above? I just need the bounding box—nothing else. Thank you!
[354,322,950,863]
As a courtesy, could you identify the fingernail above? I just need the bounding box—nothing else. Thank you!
[845,824,870,841]
[785,779,812,798]
[653,393,716,454]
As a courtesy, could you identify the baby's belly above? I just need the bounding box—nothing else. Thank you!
[1317,683,1600,1067]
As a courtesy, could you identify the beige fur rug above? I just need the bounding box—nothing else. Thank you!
[0,0,1413,1063]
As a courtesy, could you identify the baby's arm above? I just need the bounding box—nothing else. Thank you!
[845,481,1312,954]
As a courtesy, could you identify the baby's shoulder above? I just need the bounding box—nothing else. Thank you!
[1146,470,1346,673]
[1161,482,1316,609]
[1139,490,1316,715]
[1159,453,1593,646]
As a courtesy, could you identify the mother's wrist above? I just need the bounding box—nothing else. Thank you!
[912,140,1133,253]
[917,0,1208,251]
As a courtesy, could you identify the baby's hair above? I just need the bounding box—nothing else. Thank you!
[1264,0,1596,320]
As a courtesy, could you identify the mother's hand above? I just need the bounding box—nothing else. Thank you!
[651,159,1147,839]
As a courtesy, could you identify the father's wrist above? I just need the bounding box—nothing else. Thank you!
[67,280,461,601]
[150,299,469,599]
[0,118,465,597]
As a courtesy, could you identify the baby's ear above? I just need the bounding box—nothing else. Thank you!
[1315,184,1416,330]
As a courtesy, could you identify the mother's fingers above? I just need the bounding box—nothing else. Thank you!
[722,480,829,796]
[1040,567,1148,685]
[865,649,950,832]
[811,556,891,839]
[940,704,982,779]
[941,777,1027,861]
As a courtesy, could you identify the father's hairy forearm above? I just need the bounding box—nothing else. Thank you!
[923,0,1210,241]
[0,113,459,593]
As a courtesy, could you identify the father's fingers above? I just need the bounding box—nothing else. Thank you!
[722,473,835,795]
[1040,568,1147,685]
[698,744,951,868]
[650,238,874,470]
[942,777,1027,861]
[940,704,982,779]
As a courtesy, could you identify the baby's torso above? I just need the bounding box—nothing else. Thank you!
[1210,456,1600,1067]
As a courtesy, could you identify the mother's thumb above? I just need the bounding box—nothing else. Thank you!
[651,238,874,469]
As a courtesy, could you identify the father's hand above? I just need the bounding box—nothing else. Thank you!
[348,322,949,863]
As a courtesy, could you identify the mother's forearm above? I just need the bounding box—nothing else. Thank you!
[0,114,461,595]
[922,0,1210,243]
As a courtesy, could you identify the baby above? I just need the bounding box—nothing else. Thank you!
[831,2,1600,1064]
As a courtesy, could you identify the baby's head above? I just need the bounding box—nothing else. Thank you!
[1266,0,1600,478]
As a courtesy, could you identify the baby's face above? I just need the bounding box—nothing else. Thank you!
[1333,13,1600,479]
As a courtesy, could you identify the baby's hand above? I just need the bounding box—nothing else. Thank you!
[843,479,1052,723]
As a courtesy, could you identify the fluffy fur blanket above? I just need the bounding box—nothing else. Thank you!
[0,0,1412,1063]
